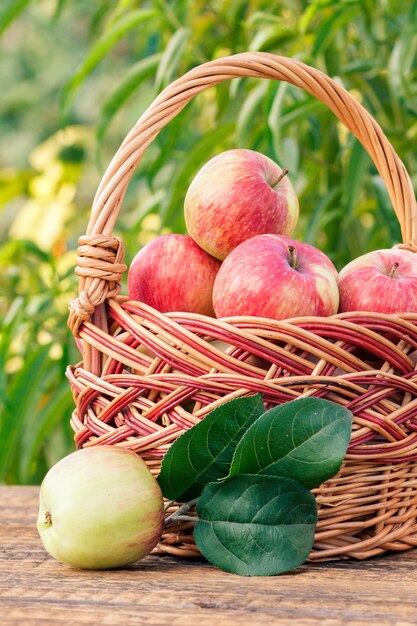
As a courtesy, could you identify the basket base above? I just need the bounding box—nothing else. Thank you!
[68,303,417,562]
[153,460,417,562]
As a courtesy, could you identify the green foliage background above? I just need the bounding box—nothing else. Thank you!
[1,0,416,484]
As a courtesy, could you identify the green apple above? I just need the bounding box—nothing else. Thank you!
[37,446,164,569]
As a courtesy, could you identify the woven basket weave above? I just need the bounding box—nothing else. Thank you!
[67,52,417,562]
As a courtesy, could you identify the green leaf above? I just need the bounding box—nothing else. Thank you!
[342,138,369,216]
[61,8,157,115]
[52,0,69,23]
[388,24,417,100]
[157,394,265,501]
[0,0,31,36]
[278,97,326,129]
[303,186,341,245]
[312,5,361,56]
[154,28,190,92]
[236,82,269,146]
[0,344,53,479]
[371,175,401,243]
[230,398,353,489]
[248,23,294,52]
[268,84,325,165]
[299,0,336,34]
[18,382,74,484]
[194,474,317,576]
[97,53,162,150]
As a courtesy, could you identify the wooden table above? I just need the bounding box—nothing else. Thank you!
[2,486,417,625]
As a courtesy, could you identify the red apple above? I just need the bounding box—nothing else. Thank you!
[338,248,417,313]
[213,234,339,320]
[127,233,221,315]
[184,149,299,260]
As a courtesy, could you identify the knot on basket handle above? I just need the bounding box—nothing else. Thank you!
[68,234,127,336]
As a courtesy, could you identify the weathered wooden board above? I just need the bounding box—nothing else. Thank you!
[1,486,417,625]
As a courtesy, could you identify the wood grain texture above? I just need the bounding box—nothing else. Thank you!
[1,486,417,625]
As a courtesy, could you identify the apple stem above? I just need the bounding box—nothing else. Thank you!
[388,262,400,278]
[288,245,297,269]
[271,167,288,187]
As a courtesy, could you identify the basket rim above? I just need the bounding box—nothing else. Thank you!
[68,51,417,347]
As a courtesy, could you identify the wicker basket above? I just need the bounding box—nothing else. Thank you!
[67,52,417,562]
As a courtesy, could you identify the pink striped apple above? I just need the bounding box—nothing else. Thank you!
[127,234,221,315]
[338,248,417,313]
[184,149,299,260]
[213,234,339,320]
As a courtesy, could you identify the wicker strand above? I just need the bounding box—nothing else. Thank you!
[394,242,417,254]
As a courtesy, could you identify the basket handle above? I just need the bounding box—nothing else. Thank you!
[69,52,417,338]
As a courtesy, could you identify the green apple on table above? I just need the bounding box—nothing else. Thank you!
[37,447,164,570]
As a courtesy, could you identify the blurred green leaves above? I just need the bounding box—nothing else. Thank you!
[0,0,31,36]
[61,7,158,117]
[1,0,416,483]
[97,53,162,150]
[0,242,78,484]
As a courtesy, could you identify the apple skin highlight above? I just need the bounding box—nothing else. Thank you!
[338,248,417,314]
[184,149,299,260]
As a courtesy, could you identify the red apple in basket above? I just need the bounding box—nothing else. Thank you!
[213,234,339,320]
[184,149,299,260]
[127,233,221,315]
[338,248,417,313]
